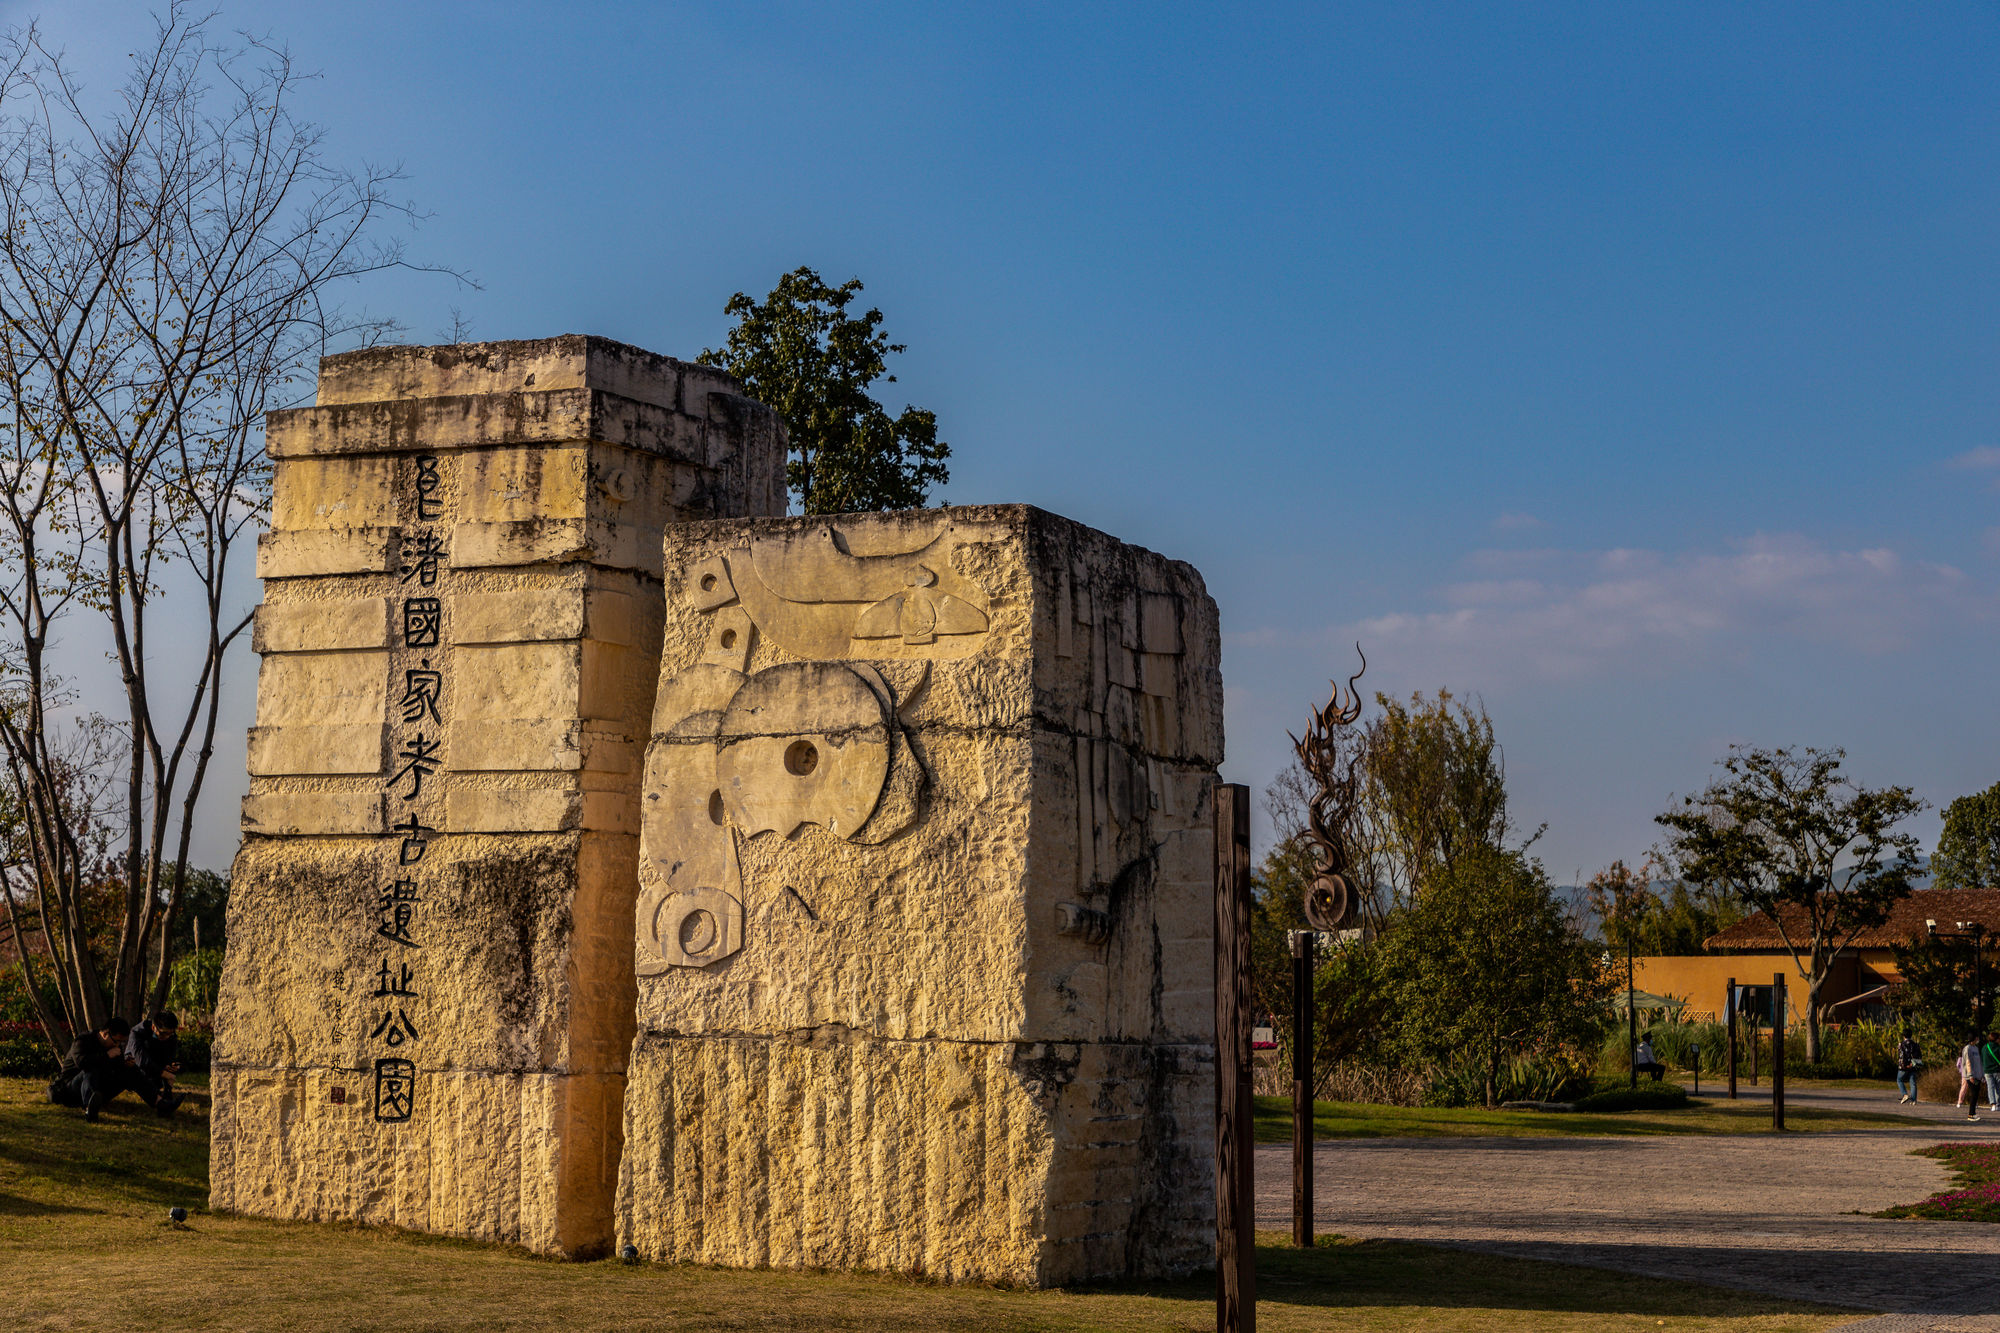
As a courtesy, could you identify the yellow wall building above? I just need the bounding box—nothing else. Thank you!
[1629,889,2000,1025]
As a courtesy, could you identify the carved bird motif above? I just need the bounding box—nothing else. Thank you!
[854,565,989,646]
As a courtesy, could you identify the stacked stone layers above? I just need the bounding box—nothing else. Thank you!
[211,336,784,1256]
[617,506,1221,1285]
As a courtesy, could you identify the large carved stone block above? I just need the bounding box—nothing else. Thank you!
[615,505,1222,1285]
[212,337,784,1257]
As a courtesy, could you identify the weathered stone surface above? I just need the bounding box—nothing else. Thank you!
[616,505,1221,1285]
[213,337,783,1257]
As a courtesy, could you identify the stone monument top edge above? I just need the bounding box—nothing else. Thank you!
[663,502,1214,597]
[313,334,747,412]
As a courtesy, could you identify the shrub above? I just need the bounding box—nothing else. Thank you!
[1919,1066,1963,1104]
[166,947,224,1022]
[1598,1018,1729,1077]
[1573,1082,1689,1112]
[0,1021,57,1076]
[0,962,61,1025]
[1421,1047,1596,1108]
[1317,1062,1423,1107]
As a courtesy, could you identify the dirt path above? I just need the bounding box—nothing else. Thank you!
[1254,1091,2000,1331]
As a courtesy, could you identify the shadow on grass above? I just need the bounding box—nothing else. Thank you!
[0,1077,209,1212]
[1086,1235,1855,1320]
[0,1188,97,1216]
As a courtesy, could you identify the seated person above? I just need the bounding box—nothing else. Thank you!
[124,1010,186,1117]
[1633,1036,1666,1082]
[47,1017,131,1122]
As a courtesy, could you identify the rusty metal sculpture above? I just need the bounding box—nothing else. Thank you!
[1290,649,1366,932]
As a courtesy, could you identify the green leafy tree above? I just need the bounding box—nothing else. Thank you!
[1266,688,1518,924]
[1656,745,1925,1061]
[701,267,950,514]
[1931,781,2000,892]
[1367,690,1515,900]
[1586,858,1745,957]
[1889,930,1994,1057]
[1381,845,1612,1108]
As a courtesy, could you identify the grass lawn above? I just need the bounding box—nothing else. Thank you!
[0,1075,1860,1333]
[1874,1144,2000,1223]
[1252,1094,1926,1142]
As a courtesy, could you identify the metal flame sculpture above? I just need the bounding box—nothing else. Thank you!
[1290,648,1366,932]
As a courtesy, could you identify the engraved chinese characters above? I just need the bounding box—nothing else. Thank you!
[213,335,793,1259]
[371,452,450,1121]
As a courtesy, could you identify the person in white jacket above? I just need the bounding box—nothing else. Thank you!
[1957,1037,1986,1123]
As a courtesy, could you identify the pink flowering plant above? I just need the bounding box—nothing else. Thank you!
[1875,1145,2000,1223]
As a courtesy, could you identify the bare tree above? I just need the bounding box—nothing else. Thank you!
[0,7,451,1041]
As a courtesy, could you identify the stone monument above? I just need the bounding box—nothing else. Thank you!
[210,336,784,1256]
[615,506,1222,1285]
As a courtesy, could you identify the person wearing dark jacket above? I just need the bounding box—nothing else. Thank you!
[123,1011,185,1116]
[47,1018,131,1122]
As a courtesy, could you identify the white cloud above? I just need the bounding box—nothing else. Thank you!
[1947,446,2000,470]
[1491,511,1546,534]
[1252,534,1986,692]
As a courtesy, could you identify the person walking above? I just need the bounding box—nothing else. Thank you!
[1958,1036,1986,1122]
[1984,1032,2000,1115]
[1896,1031,1923,1104]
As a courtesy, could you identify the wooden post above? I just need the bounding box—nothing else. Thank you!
[1626,933,1638,1089]
[1725,979,1737,1101]
[1772,972,1786,1132]
[1214,783,1255,1332]
[1291,929,1313,1249]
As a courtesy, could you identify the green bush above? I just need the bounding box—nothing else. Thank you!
[1573,1082,1689,1112]
[1598,1018,1728,1077]
[166,948,224,1022]
[0,962,61,1025]
[0,1025,56,1076]
[1421,1047,1596,1107]
[1596,1016,1900,1082]
[1782,1022,1896,1080]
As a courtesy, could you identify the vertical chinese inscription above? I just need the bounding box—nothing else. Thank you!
[371,453,449,1123]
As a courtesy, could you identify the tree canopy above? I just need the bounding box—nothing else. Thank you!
[1379,845,1612,1108]
[700,267,950,515]
[1655,745,1924,1060]
[1931,781,2000,892]
[1585,858,1745,957]
[1266,688,1517,926]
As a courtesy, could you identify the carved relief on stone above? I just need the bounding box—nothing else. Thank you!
[637,524,966,973]
[721,524,991,660]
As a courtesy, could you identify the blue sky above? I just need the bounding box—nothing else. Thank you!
[21,1,2000,878]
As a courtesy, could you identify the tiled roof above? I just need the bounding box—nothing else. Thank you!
[1704,888,2000,951]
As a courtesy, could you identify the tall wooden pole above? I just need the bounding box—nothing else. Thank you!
[1771,972,1786,1132]
[1291,929,1313,1249]
[1214,784,1255,1332]
[1725,978,1737,1100]
[1627,932,1638,1089]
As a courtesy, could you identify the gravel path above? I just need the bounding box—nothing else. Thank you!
[1253,1088,2000,1331]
